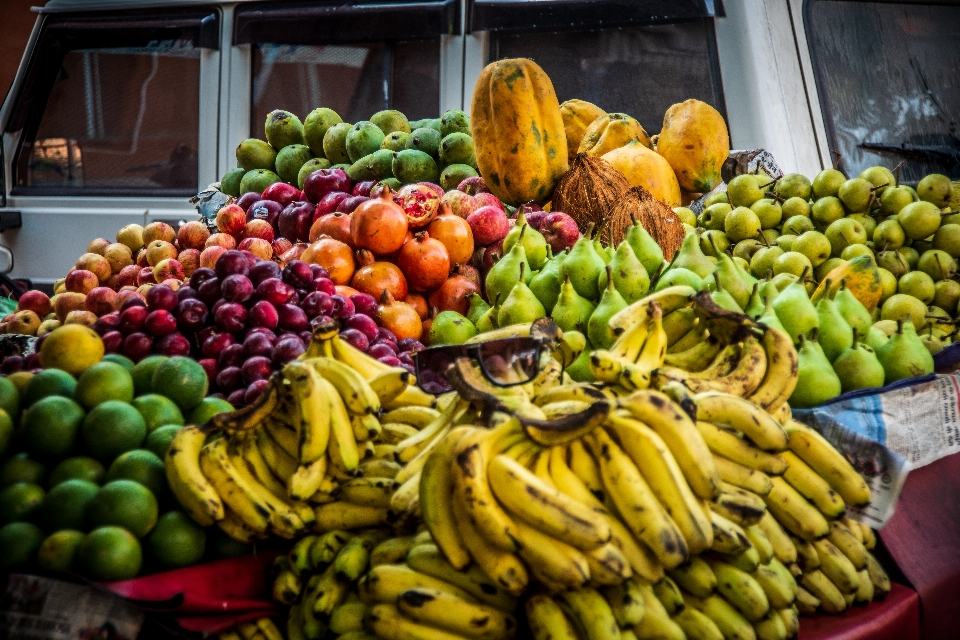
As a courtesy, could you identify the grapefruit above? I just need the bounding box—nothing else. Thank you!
[22,368,77,407]
[22,395,85,461]
[39,324,104,377]
[74,362,134,409]
[131,394,184,432]
[86,479,158,537]
[81,401,147,463]
[41,479,99,530]
[130,355,168,396]
[106,450,166,497]
[48,456,106,488]
[147,511,206,568]
[152,357,208,412]
[76,526,142,581]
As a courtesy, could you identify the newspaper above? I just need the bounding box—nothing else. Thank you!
[0,575,143,640]
[688,149,785,215]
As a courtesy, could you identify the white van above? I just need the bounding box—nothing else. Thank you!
[1,0,956,290]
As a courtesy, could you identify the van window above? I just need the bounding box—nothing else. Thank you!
[492,21,726,136]
[805,1,960,182]
[251,40,440,132]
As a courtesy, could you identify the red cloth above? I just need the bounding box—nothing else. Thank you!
[798,582,919,640]
[879,451,960,640]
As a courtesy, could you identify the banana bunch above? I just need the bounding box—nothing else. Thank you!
[219,618,284,640]
[589,300,668,391]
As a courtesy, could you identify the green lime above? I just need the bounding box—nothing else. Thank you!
[0,482,45,524]
[130,355,168,396]
[208,527,252,559]
[102,354,135,372]
[41,479,99,530]
[7,371,33,395]
[106,450,166,497]
[148,511,206,568]
[22,395,85,461]
[131,394,184,433]
[48,456,106,488]
[0,454,46,486]
[86,479,158,538]
[22,369,77,408]
[0,409,12,458]
[0,522,44,568]
[186,397,234,426]
[152,357,208,412]
[74,362,135,409]
[37,530,86,571]
[81,401,147,463]
[0,376,21,422]
[76,526,142,581]
[144,425,180,459]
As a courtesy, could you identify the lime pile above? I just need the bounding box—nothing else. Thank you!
[0,336,238,579]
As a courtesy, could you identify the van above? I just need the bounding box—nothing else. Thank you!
[1,0,956,290]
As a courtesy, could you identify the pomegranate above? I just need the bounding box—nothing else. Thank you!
[351,261,408,301]
[396,232,450,292]
[377,291,422,341]
[427,208,474,265]
[428,274,480,316]
[302,238,355,285]
[350,186,409,256]
[309,212,352,244]
[394,184,441,228]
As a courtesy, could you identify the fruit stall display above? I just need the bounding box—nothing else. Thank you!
[0,54,956,639]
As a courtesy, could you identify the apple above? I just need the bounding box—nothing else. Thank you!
[272,237,293,258]
[75,253,112,282]
[238,237,273,260]
[54,292,87,322]
[200,246,227,269]
[474,192,503,211]
[457,176,489,195]
[64,310,97,327]
[103,243,134,273]
[247,200,283,227]
[145,240,178,266]
[116,224,144,252]
[302,168,351,204]
[278,201,315,242]
[216,204,247,236]
[440,190,480,219]
[142,221,176,245]
[466,206,510,246]
[336,195,370,214]
[65,269,99,294]
[244,219,274,242]
[177,220,210,250]
[136,249,150,268]
[236,192,261,212]
[85,287,117,316]
[137,267,157,286]
[205,233,238,251]
[314,191,351,219]
[353,181,375,197]
[154,258,185,283]
[118,265,140,288]
[261,182,302,208]
[178,248,201,277]
[482,239,504,273]
[281,243,308,263]
[116,290,144,309]
[17,290,51,317]
[87,238,111,255]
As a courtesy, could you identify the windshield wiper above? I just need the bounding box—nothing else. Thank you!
[859,141,960,164]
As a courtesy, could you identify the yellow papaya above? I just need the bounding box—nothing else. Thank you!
[559,99,606,163]
[657,99,729,193]
[578,113,652,158]
[471,58,568,205]
[601,142,681,207]
[810,256,883,312]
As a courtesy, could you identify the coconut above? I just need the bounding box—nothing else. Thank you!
[551,153,631,233]
[609,185,685,260]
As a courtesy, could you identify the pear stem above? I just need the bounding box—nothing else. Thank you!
[831,151,843,171]
[851,326,860,345]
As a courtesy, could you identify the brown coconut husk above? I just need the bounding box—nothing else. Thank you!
[551,153,631,232]
[608,185,685,260]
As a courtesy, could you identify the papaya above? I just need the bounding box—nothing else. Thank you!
[657,99,729,193]
[578,113,651,158]
[559,99,606,163]
[470,58,568,206]
[811,255,883,312]
[601,142,681,207]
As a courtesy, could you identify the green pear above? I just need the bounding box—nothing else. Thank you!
[529,251,566,314]
[916,173,952,207]
[587,266,628,350]
[864,325,889,351]
[503,212,549,271]
[551,275,596,333]
[559,225,606,302]
[758,297,786,333]
[815,283,853,362]
[813,168,846,199]
[921,333,944,356]
[750,245,784,279]
[593,238,611,263]
[789,331,842,408]
[484,238,529,312]
[832,328,886,392]
[760,280,780,305]
[626,215,666,276]
[772,268,819,343]
[656,268,703,292]
[671,232,715,279]
[465,292,491,326]
[712,240,751,310]
[876,318,935,383]
[475,304,497,332]
[711,279,743,313]
[597,241,649,303]
[833,281,872,340]
[898,201,942,240]
[498,265,545,327]
[565,335,596,382]
[745,283,765,319]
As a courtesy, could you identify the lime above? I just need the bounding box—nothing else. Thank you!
[0,376,21,421]
[22,369,77,407]
[22,395,85,461]
[132,394,184,433]
[37,530,86,572]
[106,450,166,497]
[145,425,180,459]
[102,354,135,372]
[48,456,106,488]
[0,409,12,458]
[147,511,206,568]
[0,522,44,568]
[81,401,147,463]
[187,397,234,426]
[39,324,104,377]
[41,479,99,530]
[76,526,142,581]
[0,454,46,486]
[86,479,158,538]
[208,527,252,559]
[0,482,45,523]
[152,357,208,412]
[74,362,134,409]
[6,371,34,395]
[130,355,168,396]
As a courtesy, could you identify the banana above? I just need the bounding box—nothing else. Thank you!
[839,517,864,543]
[692,392,788,452]
[305,356,380,415]
[397,588,517,640]
[450,493,528,595]
[673,606,724,640]
[590,349,635,386]
[663,306,700,345]
[368,367,412,405]
[813,538,860,594]
[780,451,846,518]
[711,484,767,527]
[315,375,360,472]
[383,406,443,429]
[697,423,787,475]
[794,586,820,614]
[722,545,761,573]
[337,476,397,508]
[669,324,709,354]
[783,420,871,507]
[753,560,798,609]
[299,574,325,639]
[329,602,368,635]
[769,402,791,426]
[236,622,259,640]
[395,396,466,464]
[216,507,262,543]
[607,304,653,362]
[165,425,224,526]
[668,556,717,598]
[801,570,847,614]
[618,390,721,500]
[221,630,243,640]
[606,415,713,554]
[757,511,797,565]
[763,477,830,541]
[389,469,422,519]
[744,525,774,564]
[287,536,315,575]
[519,400,611,447]
[313,502,388,532]
[775,607,799,637]
[283,361,331,464]
[601,580,646,627]
[751,610,788,640]
[511,517,591,589]
[335,531,387,581]
[635,579,687,640]
[791,536,821,572]
[585,542,632,585]
[263,418,300,459]
[586,429,689,569]
[694,335,769,397]
[683,593,756,640]
[351,412,381,442]
[709,510,750,554]
[312,562,350,615]
[538,399,591,419]
[272,568,303,604]
[854,569,874,605]
[861,522,877,550]
[624,302,668,369]
[288,456,328,502]
[405,544,518,612]
[256,426,299,482]
[420,427,473,570]
[746,328,799,411]
[866,551,890,598]
[309,530,353,565]
[705,558,770,621]
[714,455,773,496]
[556,588,622,640]
[385,383,440,410]
[664,334,722,371]
[610,286,696,335]
[199,438,271,534]
[652,576,685,615]
[533,382,607,406]
[567,439,607,502]
[526,594,580,640]
[238,432,288,500]
[358,457,401,479]
[286,602,307,640]
[367,603,468,640]
[359,563,478,605]
[209,376,280,431]
[226,439,305,538]
[256,619,284,640]
[367,535,415,567]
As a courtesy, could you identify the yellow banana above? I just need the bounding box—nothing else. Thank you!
[283,361,331,464]
[226,440,304,538]
[359,564,476,605]
[754,561,797,609]
[711,483,767,527]
[705,558,770,621]
[165,425,224,526]
[801,570,847,614]
[673,606,724,640]
[668,556,717,598]
[769,401,791,425]
[526,594,579,640]
[395,396,465,464]
[216,506,262,543]
[744,525,774,564]
[397,588,517,640]
[367,367,411,405]
[450,496,528,596]
[757,511,797,565]
[316,375,359,472]
[652,576,685,615]
[664,334,722,370]
[794,586,820,614]
[239,432,287,499]
[791,535,821,572]
[419,427,473,570]
[585,542,632,585]
[608,305,652,362]
[313,502,387,532]
[383,405,442,429]
[273,568,303,605]
[697,422,787,475]
[813,538,860,594]
[722,544,761,573]
[683,593,756,640]
[337,476,397,508]
[405,544,519,613]
[512,517,591,590]
[255,426,298,482]
[714,455,773,496]
[567,439,607,501]
[784,420,871,508]
[329,602,367,635]
[609,286,696,335]
[694,335,769,397]
[533,382,607,406]
[255,617,283,640]
[368,535,415,567]
[840,517,864,543]
[367,603,469,640]
[358,458,401,479]
[709,510,750,554]
[351,412,381,442]
[389,469,422,520]
[288,455,328,503]
[263,418,299,459]
[556,588,622,640]
[827,521,868,570]
[763,477,830,541]
[775,606,799,637]
[781,450,846,518]
[866,552,890,598]
[635,579,687,640]
[662,306,700,345]
[746,327,798,410]
[693,392,788,452]
[305,356,380,415]
[199,438,271,534]
[601,580,646,627]
[752,609,788,640]
[669,324,709,354]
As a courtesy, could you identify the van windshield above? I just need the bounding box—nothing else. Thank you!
[805,1,960,182]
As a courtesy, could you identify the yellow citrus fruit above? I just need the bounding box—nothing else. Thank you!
[76,526,142,580]
[39,324,104,377]
[37,529,86,571]
[6,371,34,395]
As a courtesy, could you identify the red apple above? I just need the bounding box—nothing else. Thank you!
[336,195,370,214]
[216,204,247,236]
[54,292,87,322]
[145,240,178,266]
[244,219,275,242]
[85,287,117,316]
[118,265,140,288]
[466,206,510,246]
[143,221,176,245]
[154,258,185,283]
[247,200,283,227]
[64,310,97,327]
[177,220,211,250]
[75,253,112,283]
[178,248,201,277]
[65,269,99,294]
[278,201,315,242]
[205,233,237,250]
[440,190,480,219]
[314,191,351,219]
[458,176,489,195]
[17,291,51,317]
[272,238,294,258]
[238,237,272,260]
[302,168,351,204]
[236,192,261,212]
[261,182,302,208]
[116,290,144,309]
[137,267,157,286]
[540,211,582,253]
[474,192,503,211]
